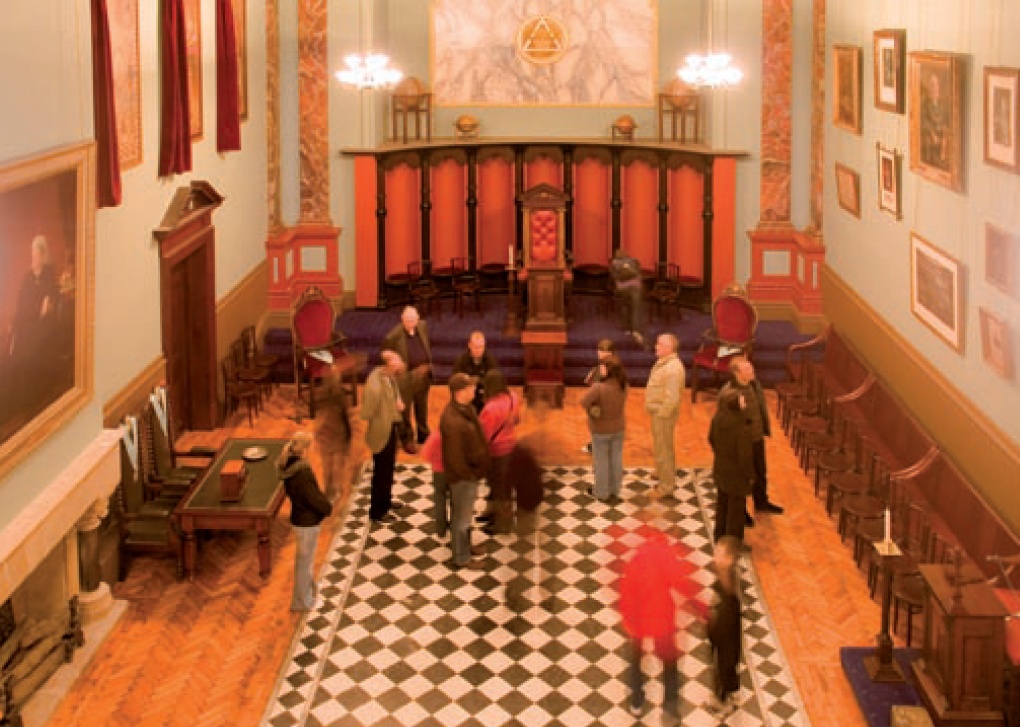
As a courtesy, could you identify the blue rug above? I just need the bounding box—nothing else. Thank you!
[840,647,924,727]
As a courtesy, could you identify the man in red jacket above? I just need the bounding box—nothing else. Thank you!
[618,515,707,717]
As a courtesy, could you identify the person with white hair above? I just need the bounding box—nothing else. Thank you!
[382,306,433,453]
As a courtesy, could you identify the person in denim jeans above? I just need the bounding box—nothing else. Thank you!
[580,355,628,502]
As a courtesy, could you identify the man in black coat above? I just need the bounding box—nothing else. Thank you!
[382,306,433,451]
[709,389,754,543]
[451,330,499,413]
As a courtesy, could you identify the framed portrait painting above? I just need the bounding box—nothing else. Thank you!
[985,222,1017,296]
[873,29,905,113]
[910,232,963,352]
[835,163,861,217]
[984,66,1020,173]
[108,0,142,170]
[979,308,1013,379]
[833,45,863,134]
[909,51,965,192]
[876,143,902,218]
[184,0,203,140]
[0,142,95,479]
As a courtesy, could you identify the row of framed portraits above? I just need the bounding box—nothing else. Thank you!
[833,30,1020,192]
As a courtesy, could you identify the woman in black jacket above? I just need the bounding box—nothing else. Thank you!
[278,432,332,611]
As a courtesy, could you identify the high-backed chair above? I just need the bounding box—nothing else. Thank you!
[408,260,441,317]
[648,262,682,322]
[689,285,758,402]
[451,257,482,316]
[291,285,359,418]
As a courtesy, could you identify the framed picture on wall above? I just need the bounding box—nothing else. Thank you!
[910,231,963,352]
[876,143,902,218]
[835,163,861,217]
[985,222,1017,296]
[0,142,96,479]
[978,308,1013,379]
[983,66,1020,173]
[908,51,965,191]
[833,45,863,134]
[873,29,906,113]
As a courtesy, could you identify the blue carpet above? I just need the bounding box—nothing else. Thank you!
[265,294,814,387]
[840,647,924,727]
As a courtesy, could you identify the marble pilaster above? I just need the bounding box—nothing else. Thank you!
[298,0,332,224]
[266,0,282,232]
[809,0,826,234]
[758,0,793,228]
[76,498,112,624]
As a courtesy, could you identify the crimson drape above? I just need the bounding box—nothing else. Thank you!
[90,0,121,206]
[159,0,192,176]
[215,0,241,152]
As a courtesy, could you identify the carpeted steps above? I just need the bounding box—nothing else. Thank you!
[264,294,812,390]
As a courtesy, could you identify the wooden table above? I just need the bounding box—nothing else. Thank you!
[176,438,288,579]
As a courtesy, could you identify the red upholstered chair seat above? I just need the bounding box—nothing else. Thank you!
[690,286,758,402]
[530,209,558,263]
[995,588,1020,665]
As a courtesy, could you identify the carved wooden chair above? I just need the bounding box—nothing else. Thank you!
[408,261,441,318]
[291,285,359,418]
[689,285,758,402]
[648,262,682,322]
[451,257,482,316]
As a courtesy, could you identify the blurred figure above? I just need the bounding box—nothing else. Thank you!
[452,330,499,413]
[361,349,406,522]
[478,369,520,533]
[709,388,754,544]
[383,306,433,452]
[507,432,545,520]
[707,536,742,718]
[610,247,644,344]
[278,432,332,612]
[618,513,707,717]
[580,354,628,502]
[645,333,685,497]
[580,338,615,454]
[420,430,449,538]
[314,366,352,501]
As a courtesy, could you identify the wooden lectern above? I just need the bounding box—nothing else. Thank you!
[520,184,569,407]
[913,562,1008,727]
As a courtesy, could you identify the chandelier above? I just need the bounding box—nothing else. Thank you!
[335,53,403,90]
[678,53,742,88]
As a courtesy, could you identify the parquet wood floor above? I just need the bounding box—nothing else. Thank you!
[46,384,881,727]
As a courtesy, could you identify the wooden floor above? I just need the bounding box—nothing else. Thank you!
[46,384,883,727]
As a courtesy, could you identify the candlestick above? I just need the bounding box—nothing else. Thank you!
[884,508,891,543]
[508,244,514,269]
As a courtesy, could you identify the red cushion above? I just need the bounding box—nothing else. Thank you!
[995,588,1020,665]
[692,345,734,372]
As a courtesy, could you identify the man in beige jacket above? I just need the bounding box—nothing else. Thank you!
[361,349,406,522]
[645,333,684,496]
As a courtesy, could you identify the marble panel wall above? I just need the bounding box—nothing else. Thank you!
[759,0,793,227]
[298,0,331,224]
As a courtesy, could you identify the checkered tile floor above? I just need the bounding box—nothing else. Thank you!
[262,465,810,726]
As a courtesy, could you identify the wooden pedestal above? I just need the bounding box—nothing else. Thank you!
[522,330,566,408]
[913,564,1008,727]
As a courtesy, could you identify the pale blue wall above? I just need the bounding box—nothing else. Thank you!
[0,0,269,529]
[824,1,1020,443]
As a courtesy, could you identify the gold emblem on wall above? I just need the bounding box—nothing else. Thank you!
[516,15,568,66]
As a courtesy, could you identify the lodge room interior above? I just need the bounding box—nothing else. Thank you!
[1,1,1019,726]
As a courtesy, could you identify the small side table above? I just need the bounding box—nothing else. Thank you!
[866,539,906,682]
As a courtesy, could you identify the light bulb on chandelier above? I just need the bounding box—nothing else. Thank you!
[678,53,742,88]
[335,53,403,90]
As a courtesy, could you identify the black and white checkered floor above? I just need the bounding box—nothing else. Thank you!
[263,465,810,726]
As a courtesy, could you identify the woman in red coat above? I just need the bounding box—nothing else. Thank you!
[618,518,707,717]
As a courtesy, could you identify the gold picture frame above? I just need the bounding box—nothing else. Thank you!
[109,0,142,169]
[985,222,1017,297]
[983,66,1020,173]
[833,44,862,134]
[184,0,203,140]
[876,143,902,218]
[909,51,965,192]
[0,142,95,479]
[835,162,861,218]
[873,29,906,113]
[979,308,1013,379]
[910,231,963,352]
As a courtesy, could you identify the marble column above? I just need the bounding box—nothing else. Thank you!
[298,0,332,224]
[76,498,112,624]
[808,0,826,234]
[758,0,794,228]
[266,0,283,233]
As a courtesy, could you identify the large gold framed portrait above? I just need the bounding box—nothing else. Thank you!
[909,51,965,192]
[833,45,862,134]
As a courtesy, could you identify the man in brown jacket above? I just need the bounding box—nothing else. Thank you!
[440,373,490,570]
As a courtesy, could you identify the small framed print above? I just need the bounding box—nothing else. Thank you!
[985,222,1017,296]
[910,231,963,352]
[984,66,1020,173]
[833,45,863,134]
[835,163,861,217]
[909,51,965,192]
[876,143,902,218]
[979,307,1013,379]
[873,29,906,114]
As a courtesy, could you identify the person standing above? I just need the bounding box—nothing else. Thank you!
[360,349,406,522]
[277,433,332,612]
[452,330,499,413]
[420,430,449,538]
[644,333,685,497]
[610,248,645,345]
[709,389,754,544]
[580,355,628,502]
[722,356,784,515]
[581,338,615,454]
[707,536,742,718]
[478,370,520,533]
[440,373,490,570]
[314,367,352,501]
[618,513,707,717]
[383,306,433,452]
